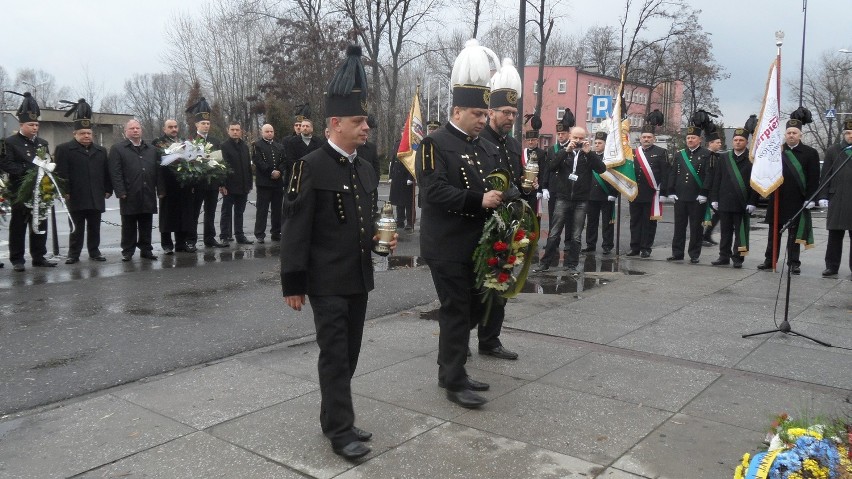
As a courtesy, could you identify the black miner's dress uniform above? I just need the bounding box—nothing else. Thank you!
[280,143,379,450]
[153,135,196,252]
[283,134,322,181]
[192,133,223,246]
[251,138,286,242]
[710,148,758,264]
[586,150,617,253]
[54,139,112,260]
[416,123,501,392]
[1,132,51,267]
[820,139,852,274]
[763,142,820,267]
[630,144,668,256]
[357,140,381,215]
[667,145,712,261]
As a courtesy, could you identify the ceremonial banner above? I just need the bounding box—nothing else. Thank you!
[601,92,638,201]
[397,87,424,177]
[750,60,784,197]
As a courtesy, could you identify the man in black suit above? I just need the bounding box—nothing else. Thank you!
[219,122,253,244]
[53,99,112,264]
[252,123,285,243]
[283,118,322,181]
[667,125,712,263]
[584,131,617,255]
[628,125,668,258]
[281,45,395,460]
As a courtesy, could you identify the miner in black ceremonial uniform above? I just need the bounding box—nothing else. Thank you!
[251,123,285,243]
[388,155,414,229]
[702,127,723,246]
[417,39,504,410]
[628,123,668,258]
[758,114,821,275]
[709,127,758,268]
[476,58,527,360]
[523,121,546,227]
[819,119,852,277]
[584,131,617,254]
[186,97,227,248]
[54,99,112,264]
[1,91,56,271]
[283,117,322,177]
[667,125,712,263]
[153,119,196,254]
[281,45,396,460]
[357,115,381,215]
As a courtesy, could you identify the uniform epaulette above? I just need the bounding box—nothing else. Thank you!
[419,137,435,176]
[284,160,308,218]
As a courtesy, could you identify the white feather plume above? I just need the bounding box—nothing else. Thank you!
[451,39,499,87]
[489,58,522,98]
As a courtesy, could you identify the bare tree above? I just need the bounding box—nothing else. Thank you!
[76,65,105,110]
[122,72,188,136]
[584,26,620,76]
[544,31,584,66]
[617,0,691,86]
[668,30,727,123]
[13,68,70,109]
[788,51,852,152]
[0,66,12,111]
[527,0,565,115]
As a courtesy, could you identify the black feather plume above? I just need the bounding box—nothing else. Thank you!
[790,106,813,125]
[744,114,758,135]
[185,96,211,114]
[530,114,542,130]
[327,45,368,100]
[15,91,40,118]
[5,90,24,97]
[560,108,575,129]
[646,109,664,127]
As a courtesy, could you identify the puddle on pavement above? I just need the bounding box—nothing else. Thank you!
[373,255,426,271]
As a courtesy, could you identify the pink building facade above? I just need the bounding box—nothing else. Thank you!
[521,65,683,148]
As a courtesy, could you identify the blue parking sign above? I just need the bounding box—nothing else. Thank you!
[592,96,613,118]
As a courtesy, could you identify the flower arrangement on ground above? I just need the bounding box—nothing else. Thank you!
[472,169,539,322]
[734,413,851,479]
[13,146,70,233]
[159,139,229,187]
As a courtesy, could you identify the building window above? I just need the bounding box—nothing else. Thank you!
[588,82,593,94]
[533,81,538,94]
[586,107,592,122]
[556,107,566,120]
[558,79,567,93]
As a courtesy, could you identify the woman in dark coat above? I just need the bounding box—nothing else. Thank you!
[388,157,414,229]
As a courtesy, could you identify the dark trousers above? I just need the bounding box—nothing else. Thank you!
[120,213,153,256]
[628,202,657,254]
[68,210,102,258]
[220,193,248,240]
[585,199,614,251]
[672,200,705,259]
[476,296,506,350]
[310,293,367,449]
[426,259,478,392]
[253,187,283,239]
[703,211,719,239]
[192,188,219,244]
[541,199,586,267]
[718,210,744,262]
[160,231,191,250]
[764,224,801,266]
[395,203,412,228]
[545,197,570,252]
[825,229,852,272]
[8,204,48,265]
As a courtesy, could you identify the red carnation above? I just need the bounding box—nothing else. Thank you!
[514,229,526,241]
[507,255,516,264]
[493,241,508,252]
[497,272,510,283]
[487,257,499,267]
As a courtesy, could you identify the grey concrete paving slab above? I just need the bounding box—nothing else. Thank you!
[504,293,581,324]
[595,468,651,478]
[208,391,443,479]
[359,314,442,356]
[0,395,192,479]
[562,293,692,324]
[466,331,590,380]
[511,307,654,344]
[735,341,852,389]
[612,413,766,479]
[680,375,852,433]
[76,431,302,478]
[336,422,603,479]
[115,360,316,429]
[539,351,720,412]
[350,354,527,420]
[609,321,760,367]
[792,281,852,327]
[766,321,852,353]
[453,382,672,465]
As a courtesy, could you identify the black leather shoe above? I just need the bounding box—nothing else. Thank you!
[352,426,372,441]
[822,268,838,277]
[666,256,684,261]
[732,261,743,269]
[333,441,370,460]
[711,258,730,266]
[32,259,58,267]
[236,237,254,245]
[256,238,265,244]
[640,251,650,258]
[757,260,773,270]
[438,377,490,391]
[790,265,801,275]
[13,263,25,272]
[205,240,228,248]
[140,253,159,260]
[689,258,700,264]
[602,249,612,255]
[163,246,175,255]
[625,250,640,256]
[581,247,596,253]
[446,389,487,408]
[271,234,281,241]
[122,255,132,262]
[184,243,197,253]
[534,264,550,272]
[479,345,519,360]
[90,255,107,262]
[703,237,718,246]
[65,257,80,264]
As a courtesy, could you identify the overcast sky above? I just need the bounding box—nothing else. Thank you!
[2,0,841,128]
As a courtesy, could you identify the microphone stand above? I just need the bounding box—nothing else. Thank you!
[741,149,851,346]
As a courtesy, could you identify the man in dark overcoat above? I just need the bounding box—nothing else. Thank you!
[54,99,112,263]
[818,119,852,277]
[219,122,253,244]
[153,119,196,254]
[388,156,414,229]
[251,123,285,243]
[108,119,159,261]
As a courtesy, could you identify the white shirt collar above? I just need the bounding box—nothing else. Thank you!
[327,139,357,163]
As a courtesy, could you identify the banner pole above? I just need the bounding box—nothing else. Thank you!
[772,47,782,271]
